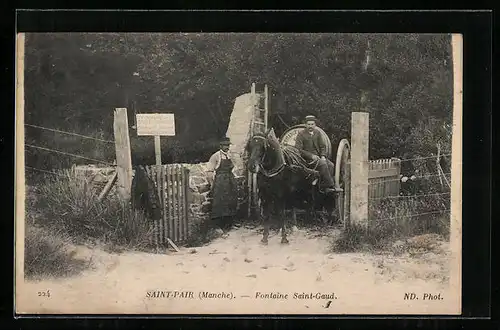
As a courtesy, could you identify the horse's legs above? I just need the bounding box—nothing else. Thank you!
[310,188,317,223]
[280,205,289,244]
[324,200,335,226]
[261,211,270,245]
[291,207,298,232]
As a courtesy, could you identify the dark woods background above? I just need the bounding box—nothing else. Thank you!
[24,33,453,171]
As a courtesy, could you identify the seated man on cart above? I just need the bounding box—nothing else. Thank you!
[294,115,339,194]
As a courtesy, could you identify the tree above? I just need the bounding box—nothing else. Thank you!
[24,33,453,168]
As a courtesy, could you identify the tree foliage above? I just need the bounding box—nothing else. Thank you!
[25,33,453,167]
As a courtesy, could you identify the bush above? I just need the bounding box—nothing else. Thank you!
[332,193,450,253]
[30,168,154,252]
[24,224,88,279]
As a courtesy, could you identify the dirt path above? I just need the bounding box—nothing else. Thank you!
[17,227,458,315]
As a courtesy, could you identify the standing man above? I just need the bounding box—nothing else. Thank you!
[295,115,338,194]
[206,137,239,237]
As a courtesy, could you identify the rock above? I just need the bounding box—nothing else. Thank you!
[93,173,107,182]
[197,183,211,194]
[225,92,258,177]
[72,165,117,194]
[190,193,206,205]
[190,175,208,186]
[201,202,212,213]
[190,205,202,214]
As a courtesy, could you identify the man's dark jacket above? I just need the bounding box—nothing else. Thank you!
[295,128,328,160]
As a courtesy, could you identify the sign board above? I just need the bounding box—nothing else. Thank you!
[136,113,176,136]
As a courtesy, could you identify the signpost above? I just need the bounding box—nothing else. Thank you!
[136,113,176,165]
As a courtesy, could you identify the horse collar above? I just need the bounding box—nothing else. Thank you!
[261,163,285,178]
[253,135,286,178]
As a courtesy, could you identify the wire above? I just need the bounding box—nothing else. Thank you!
[372,209,450,222]
[25,123,115,144]
[368,172,451,185]
[398,154,451,162]
[25,166,68,177]
[369,192,450,200]
[25,144,114,165]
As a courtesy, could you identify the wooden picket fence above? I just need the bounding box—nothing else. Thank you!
[368,158,401,199]
[145,164,190,247]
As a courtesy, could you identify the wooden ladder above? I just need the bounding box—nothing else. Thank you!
[250,82,269,135]
[248,83,269,218]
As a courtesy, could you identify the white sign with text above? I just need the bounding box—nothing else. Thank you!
[136,113,176,136]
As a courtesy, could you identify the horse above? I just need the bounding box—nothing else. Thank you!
[246,128,337,245]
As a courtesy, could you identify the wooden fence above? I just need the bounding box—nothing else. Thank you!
[368,158,401,199]
[145,164,190,247]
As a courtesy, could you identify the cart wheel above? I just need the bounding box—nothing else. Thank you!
[335,139,351,229]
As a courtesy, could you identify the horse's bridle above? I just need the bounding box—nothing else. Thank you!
[250,135,285,178]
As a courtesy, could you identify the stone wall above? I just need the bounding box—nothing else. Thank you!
[184,162,246,230]
[184,163,212,229]
[72,164,121,198]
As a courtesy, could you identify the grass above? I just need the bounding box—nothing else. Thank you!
[24,168,155,278]
[24,224,88,280]
[332,193,450,253]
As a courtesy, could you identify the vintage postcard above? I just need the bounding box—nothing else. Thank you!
[15,32,462,315]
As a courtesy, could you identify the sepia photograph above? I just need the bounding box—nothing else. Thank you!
[15,31,462,315]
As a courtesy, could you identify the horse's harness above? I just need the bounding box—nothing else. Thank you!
[252,135,319,180]
[251,135,285,178]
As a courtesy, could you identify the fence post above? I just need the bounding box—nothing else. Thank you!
[351,112,369,228]
[113,108,133,202]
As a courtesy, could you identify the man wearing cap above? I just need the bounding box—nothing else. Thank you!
[206,137,238,237]
[295,115,337,193]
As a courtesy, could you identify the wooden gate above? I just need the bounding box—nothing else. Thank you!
[145,164,190,246]
[368,158,401,199]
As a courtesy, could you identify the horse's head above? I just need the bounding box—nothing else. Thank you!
[246,132,268,174]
